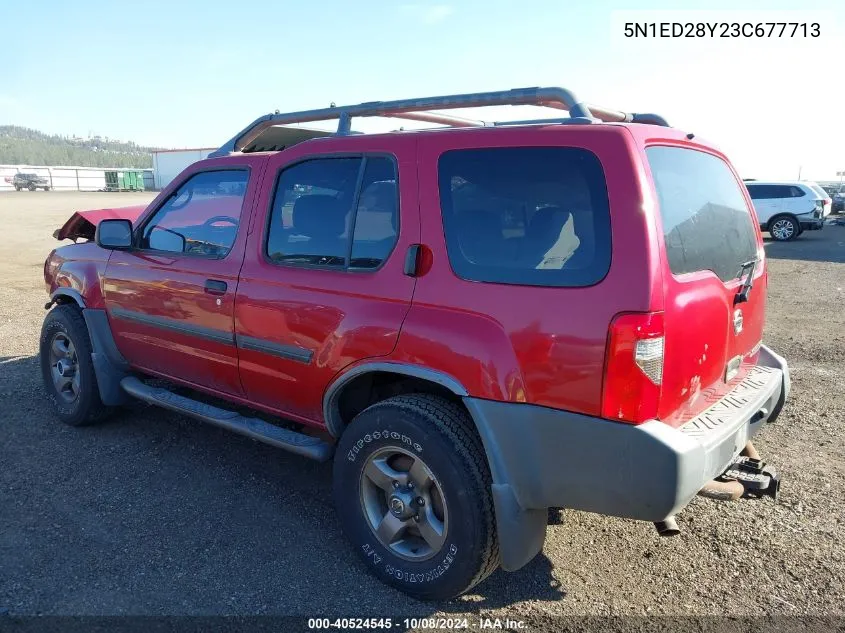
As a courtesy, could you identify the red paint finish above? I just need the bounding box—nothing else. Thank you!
[44,120,770,433]
[102,155,266,395]
[45,243,110,308]
[629,131,768,427]
[56,205,147,241]
[401,126,659,415]
[234,137,420,423]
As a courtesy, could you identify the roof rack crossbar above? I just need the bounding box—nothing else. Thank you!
[209,86,668,157]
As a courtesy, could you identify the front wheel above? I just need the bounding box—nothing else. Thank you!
[40,305,112,426]
[769,215,799,241]
[28,183,36,191]
[333,394,499,600]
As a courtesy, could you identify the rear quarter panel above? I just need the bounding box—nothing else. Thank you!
[400,125,663,416]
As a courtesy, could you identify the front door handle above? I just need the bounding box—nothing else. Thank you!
[204,279,228,295]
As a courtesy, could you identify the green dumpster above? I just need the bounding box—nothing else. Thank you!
[105,170,145,191]
[104,170,119,191]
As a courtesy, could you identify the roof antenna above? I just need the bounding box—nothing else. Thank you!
[330,102,336,108]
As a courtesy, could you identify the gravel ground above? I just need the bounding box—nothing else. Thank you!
[1,192,843,630]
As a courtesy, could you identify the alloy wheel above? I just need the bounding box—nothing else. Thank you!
[49,332,80,403]
[359,447,448,561]
[771,219,795,240]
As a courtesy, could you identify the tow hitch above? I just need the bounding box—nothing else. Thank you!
[698,441,780,502]
[723,456,780,500]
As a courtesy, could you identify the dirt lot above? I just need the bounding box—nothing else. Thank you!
[1,191,843,629]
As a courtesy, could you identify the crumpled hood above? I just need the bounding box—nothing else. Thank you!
[54,205,147,241]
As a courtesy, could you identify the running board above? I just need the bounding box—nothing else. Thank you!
[120,377,334,462]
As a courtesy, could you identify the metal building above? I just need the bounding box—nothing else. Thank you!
[151,148,216,190]
[151,128,335,190]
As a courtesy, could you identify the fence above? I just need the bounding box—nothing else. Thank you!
[0,165,155,192]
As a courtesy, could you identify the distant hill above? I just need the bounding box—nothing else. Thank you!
[0,125,161,168]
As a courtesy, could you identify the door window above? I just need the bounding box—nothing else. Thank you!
[140,170,249,257]
[266,156,398,270]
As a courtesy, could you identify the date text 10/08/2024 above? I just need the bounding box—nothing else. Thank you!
[307,618,527,630]
[623,22,820,38]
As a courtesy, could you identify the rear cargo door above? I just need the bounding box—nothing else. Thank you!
[646,145,765,427]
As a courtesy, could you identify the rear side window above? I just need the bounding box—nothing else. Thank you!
[647,147,757,282]
[746,184,804,200]
[266,156,398,269]
[437,147,611,287]
[746,184,768,199]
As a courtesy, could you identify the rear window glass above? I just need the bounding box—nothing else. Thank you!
[437,147,611,287]
[808,184,827,198]
[647,146,757,282]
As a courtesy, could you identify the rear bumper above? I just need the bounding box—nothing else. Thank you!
[466,344,789,570]
[800,219,824,230]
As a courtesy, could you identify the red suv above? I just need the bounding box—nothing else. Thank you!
[40,87,789,600]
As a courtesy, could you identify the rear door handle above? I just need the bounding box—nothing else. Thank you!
[204,279,228,295]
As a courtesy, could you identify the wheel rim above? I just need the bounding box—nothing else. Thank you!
[359,447,448,561]
[49,332,80,403]
[772,219,794,240]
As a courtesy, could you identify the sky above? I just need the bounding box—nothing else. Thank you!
[2,0,843,181]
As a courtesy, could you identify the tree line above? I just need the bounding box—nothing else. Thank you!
[0,125,159,168]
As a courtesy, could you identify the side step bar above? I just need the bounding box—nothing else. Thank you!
[121,377,334,462]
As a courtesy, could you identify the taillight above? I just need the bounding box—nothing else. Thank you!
[601,312,664,424]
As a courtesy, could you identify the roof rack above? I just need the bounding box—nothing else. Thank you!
[208,86,669,158]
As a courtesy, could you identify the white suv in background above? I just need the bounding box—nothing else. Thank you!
[745,181,827,241]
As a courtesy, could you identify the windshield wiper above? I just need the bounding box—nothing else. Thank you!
[734,258,758,304]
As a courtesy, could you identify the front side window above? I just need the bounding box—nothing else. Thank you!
[266,156,398,269]
[437,147,611,287]
[140,170,249,257]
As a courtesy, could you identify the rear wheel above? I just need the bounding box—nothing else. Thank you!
[333,394,499,600]
[769,215,799,241]
[40,305,112,426]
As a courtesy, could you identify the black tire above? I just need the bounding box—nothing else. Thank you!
[14,186,20,191]
[44,187,50,191]
[40,305,112,426]
[333,394,499,600]
[768,215,799,241]
[28,183,36,191]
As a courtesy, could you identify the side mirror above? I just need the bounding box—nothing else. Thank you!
[95,219,133,249]
[147,227,186,253]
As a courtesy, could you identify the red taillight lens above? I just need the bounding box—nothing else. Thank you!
[601,312,664,425]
